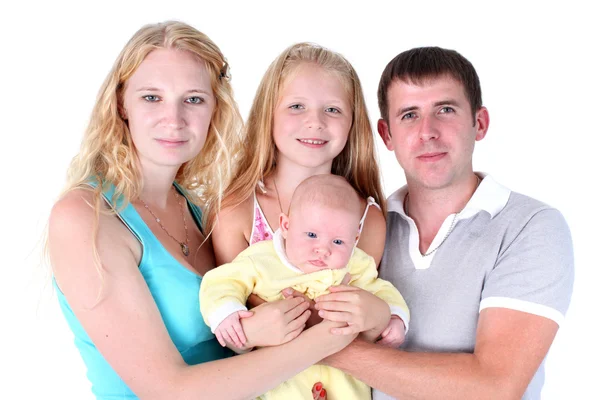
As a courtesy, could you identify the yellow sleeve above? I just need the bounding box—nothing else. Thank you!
[347,249,410,326]
[199,255,258,330]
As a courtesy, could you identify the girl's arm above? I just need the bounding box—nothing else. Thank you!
[50,190,353,400]
[212,196,254,266]
[356,206,386,266]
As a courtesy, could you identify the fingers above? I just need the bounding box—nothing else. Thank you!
[225,325,243,348]
[287,309,311,331]
[312,382,326,400]
[318,309,354,323]
[315,291,359,304]
[341,273,352,286]
[238,310,254,319]
[282,287,307,299]
[377,328,404,347]
[327,284,358,293]
[283,323,306,344]
[284,298,311,322]
[280,296,306,311]
[215,330,226,347]
[315,300,357,313]
[231,318,247,346]
[381,324,392,338]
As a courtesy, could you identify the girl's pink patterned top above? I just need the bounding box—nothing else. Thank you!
[250,192,274,245]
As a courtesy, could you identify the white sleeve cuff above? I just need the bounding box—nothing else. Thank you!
[389,305,410,333]
[479,296,565,326]
[207,302,248,333]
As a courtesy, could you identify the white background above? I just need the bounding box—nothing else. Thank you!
[2,0,598,398]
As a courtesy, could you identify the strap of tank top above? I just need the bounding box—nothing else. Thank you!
[358,196,380,234]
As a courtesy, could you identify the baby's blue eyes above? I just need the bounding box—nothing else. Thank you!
[305,232,344,245]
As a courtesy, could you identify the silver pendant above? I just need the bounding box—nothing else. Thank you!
[181,243,190,256]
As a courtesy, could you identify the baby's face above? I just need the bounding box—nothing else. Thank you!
[281,204,360,273]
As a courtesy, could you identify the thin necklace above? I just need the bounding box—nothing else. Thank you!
[272,178,284,214]
[140,190,190,257]
[405,175,481,257]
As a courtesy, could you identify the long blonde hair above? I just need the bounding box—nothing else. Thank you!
[65,21,242,223]
[210,42,385,229]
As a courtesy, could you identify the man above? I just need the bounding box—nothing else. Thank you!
[322,47,574,399]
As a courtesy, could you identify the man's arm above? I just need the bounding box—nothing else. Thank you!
[326,307,558,400]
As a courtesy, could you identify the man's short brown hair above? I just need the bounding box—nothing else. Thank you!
[377,47,482,125]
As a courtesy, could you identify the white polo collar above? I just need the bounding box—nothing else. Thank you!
[387,173,511,221]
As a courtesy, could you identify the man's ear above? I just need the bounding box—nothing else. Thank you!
[279,213,290,239]
[377,119,394,150]
[474,106,490,141]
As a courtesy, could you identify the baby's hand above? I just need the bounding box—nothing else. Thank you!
[214,311,252,348]
[376,316,406,348]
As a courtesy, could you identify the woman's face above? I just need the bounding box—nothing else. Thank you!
[122,48,215,171]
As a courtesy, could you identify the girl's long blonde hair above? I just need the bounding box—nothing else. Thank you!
[65,21,242,223]
[209,42,385,229]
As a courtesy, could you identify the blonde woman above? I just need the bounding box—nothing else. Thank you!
[49,21,354,399]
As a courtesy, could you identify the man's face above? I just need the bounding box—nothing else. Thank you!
[378,75,488,190]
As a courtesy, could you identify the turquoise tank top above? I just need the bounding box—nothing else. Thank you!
[55,183,232,399]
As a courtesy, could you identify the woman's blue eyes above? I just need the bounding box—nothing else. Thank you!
[186,96,204,104]
[142,95,204,104]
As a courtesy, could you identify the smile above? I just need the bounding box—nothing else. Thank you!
[297,139,327,145]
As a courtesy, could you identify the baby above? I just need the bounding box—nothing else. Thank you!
[200,175,409,399]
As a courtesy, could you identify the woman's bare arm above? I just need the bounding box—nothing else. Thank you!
[50,190,353,400]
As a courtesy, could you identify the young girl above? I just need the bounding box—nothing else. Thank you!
[49,21,354,399]
[210,42,387,267]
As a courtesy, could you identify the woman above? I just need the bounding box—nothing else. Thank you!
[49,21,354,399]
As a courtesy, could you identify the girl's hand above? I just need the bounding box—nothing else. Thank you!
[241,297,311,348]
[281,288,322,329]
[314,285,390,336]
[281,274,351,329]
[312,382,327,399]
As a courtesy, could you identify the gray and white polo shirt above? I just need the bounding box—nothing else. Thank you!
[374,174,574,400]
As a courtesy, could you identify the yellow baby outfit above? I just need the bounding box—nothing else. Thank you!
[200,230,410,400]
